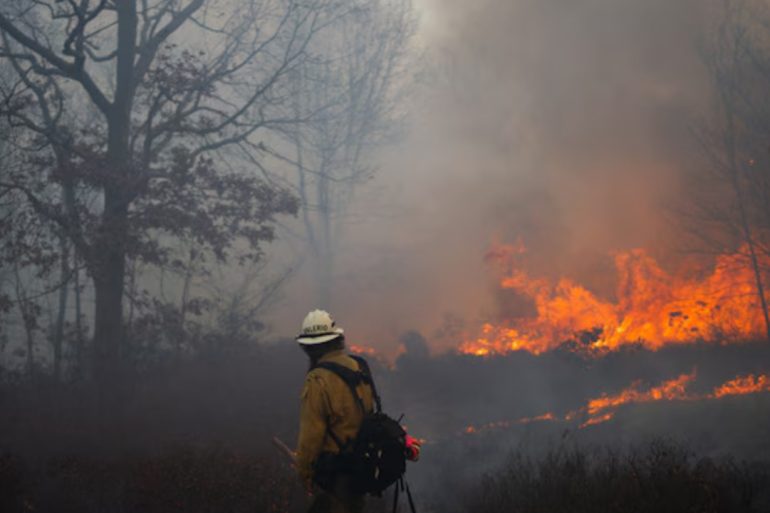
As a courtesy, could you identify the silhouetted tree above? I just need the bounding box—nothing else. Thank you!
[284,0,416,306]
[690,0,770,342]
[0,1,370,385]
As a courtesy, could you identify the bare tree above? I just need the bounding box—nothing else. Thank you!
[281,0,416,306]
[691,0,770,342]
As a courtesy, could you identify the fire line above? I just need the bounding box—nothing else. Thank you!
[461,372,770,435]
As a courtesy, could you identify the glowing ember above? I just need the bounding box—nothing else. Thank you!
[460,243,767,356]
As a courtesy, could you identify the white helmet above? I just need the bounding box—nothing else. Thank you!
[296,309,345,345]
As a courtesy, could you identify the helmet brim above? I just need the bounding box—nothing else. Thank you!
[296,327,344,345]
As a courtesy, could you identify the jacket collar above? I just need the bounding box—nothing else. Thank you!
[318,348,346,363]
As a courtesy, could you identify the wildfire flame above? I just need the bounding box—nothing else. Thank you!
[463,412,556,435]
[581,372,696,427]
[712,373,770,398]
[586,372,696,418]
[462,372,770,434]
[460,243,767,356]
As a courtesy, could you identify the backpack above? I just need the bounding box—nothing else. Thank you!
[313,355,408,496]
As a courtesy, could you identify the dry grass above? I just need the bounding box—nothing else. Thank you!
[456,439,770,513]
[1,447,303,513]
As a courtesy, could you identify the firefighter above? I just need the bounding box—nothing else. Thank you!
[294,310,421,513]
[295,309,373,513]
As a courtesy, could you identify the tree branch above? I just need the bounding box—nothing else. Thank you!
[0,11,111,113]
[134,0,206,87]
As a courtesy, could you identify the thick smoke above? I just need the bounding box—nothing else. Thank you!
[270,0,718,354]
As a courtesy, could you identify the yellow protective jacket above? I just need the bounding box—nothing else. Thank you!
[295,349,375,486]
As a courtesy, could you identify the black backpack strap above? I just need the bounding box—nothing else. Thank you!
[350,355,383,413]
[314,362,368,415]
[322,418,345,450]
[392,480,400,513]
[405,481,417,513]
[313,362,366,451]
[392,478,418,513]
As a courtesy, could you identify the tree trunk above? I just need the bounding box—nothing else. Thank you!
[73,254,85,380]
[317,160,333,307]
[13,263,35,376]
[721,86,770,343]
[90,0,136,387]
[91,190,129,386]
[53,236,69,382]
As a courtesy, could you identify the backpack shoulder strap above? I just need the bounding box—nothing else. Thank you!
[314,361,368,414]
[349,355,383,413]
[311,361,369,451]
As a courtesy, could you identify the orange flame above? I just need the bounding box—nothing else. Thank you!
[581,372,696,426]
[349,344,378,357]
[461,372,770,435]
[586,372,696,417]
[460,243,767,356]
[462,411,557,436]
[519,412,556,424]
[712,374,770,398]
[580,413,614,428]
[579,372,770,427]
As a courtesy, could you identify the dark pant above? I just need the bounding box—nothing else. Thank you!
[307,475,365,513]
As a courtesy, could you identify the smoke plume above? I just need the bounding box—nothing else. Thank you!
[272,0,718,355]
